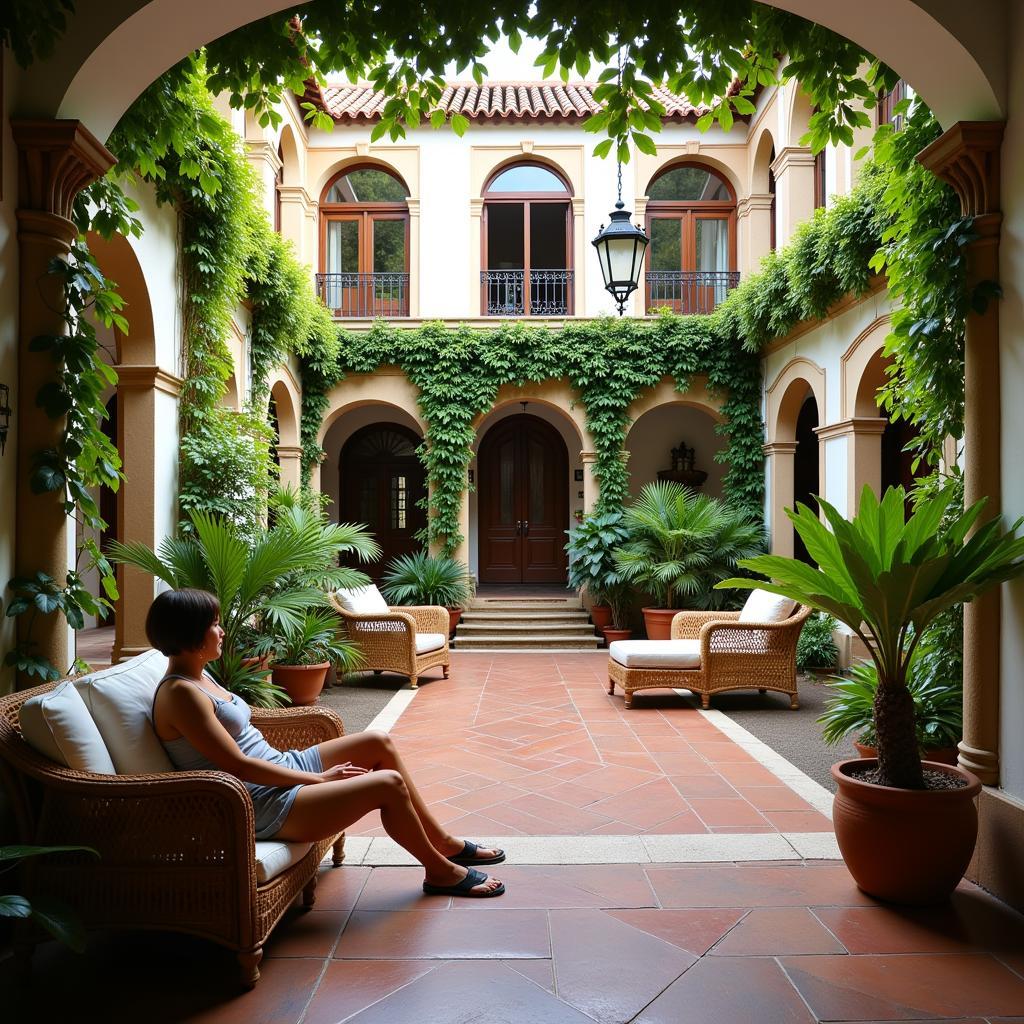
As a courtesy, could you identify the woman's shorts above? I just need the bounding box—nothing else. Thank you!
[247,745,324,839]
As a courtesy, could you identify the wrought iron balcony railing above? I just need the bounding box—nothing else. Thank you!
[481,269,574,316]
[645,270,740,314]
[316,272,410,317]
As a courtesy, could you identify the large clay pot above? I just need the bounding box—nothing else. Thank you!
[271,662,330,706]
[641,607,678,640]
[831,758,981,905]
[589,604,613,630]
[446,607,463,636]
[853,740,959,767]
[601,627,633,643]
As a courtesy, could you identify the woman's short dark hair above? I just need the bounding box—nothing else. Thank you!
[145,589,221,656]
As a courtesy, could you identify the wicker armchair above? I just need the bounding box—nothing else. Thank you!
[0,682,346,987]
[329,595,450,689]
[608,604,812,709]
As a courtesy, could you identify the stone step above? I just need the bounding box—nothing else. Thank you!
[468,598,582,611]
[457,621,598,637]
[453,633,602,650]
[460,609,591,624]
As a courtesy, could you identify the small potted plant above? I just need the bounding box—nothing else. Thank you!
[614,481,763,639]
[796,612,839,676]
[380,551,476,635]
[720,484,1024,904]
[600,581,634,643]
[270,608,363,706]
[566,510,630,633]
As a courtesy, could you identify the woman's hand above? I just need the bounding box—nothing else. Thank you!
[318,762,370,783]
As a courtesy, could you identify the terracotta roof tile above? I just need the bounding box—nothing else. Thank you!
[314,80,731,125]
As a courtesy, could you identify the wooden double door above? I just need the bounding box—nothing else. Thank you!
[478,415,568,584]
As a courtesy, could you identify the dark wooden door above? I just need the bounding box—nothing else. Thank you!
[339,424,426,579]
[478,415,568,583]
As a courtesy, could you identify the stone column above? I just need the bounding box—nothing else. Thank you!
[736,193,773,274]
[13,121,115,681]
[113,365,183,661]
[581,451,600,514]
[763,441,798,556]
[278,185,314,264]
[919,121,1005,785]
[244,139,282,222]
[815,416,887,517]
[770,147,815,249]
[572,197,586,314]
[276,444,303,492]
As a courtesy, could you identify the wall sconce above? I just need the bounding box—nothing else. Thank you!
[0,384,11,456]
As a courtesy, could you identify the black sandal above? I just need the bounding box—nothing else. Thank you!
[423,866,505,898]
[447,839,506,866]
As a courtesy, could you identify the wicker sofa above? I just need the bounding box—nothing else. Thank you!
[607,597,812,710]
[330,586,450,689]
[0,652,345,987]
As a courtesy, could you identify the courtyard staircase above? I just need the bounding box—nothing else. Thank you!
[452,593,602,651]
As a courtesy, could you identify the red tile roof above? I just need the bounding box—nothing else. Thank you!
[312,81,731,125]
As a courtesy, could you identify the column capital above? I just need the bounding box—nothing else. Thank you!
[117,365,183,397]
[814,416,888,441]
[278,184,315,213]
[13,120,115,219]
[245,139,284,174]
[276,445,303,460]
[763,440,798,456]
[917,121,1004,218]
[580,450,599,464]
[770,146,814,176]
[737,193,773,218]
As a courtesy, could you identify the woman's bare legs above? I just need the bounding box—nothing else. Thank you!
[315,730,500,860]
[274,769,501,894]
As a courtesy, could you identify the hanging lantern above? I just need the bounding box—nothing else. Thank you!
[592,200,649,315]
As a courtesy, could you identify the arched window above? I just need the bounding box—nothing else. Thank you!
[645,162,737,314]
[319,166,410,317]
[482,162,573,316]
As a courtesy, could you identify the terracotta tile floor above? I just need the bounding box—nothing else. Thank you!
[346,652,832,837]
[9,652,1024,1023]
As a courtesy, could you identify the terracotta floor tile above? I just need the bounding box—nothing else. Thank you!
[302,961,442,1024]
[443,811,520,837]
[335,909,550,959]
[311,866,372,911]
[540,779,611,807]
[651,752,717,775]
[447,865,621,910]
[444,781,531,812]
[689,741,757,763]
[343,960,595,1023]
[501,957,556,992]
[549,909,696,1024]
[642,810,709,834]
[634,954,815,1023]
[566,763,661,795]
[506,791,616,830]
[711,907,845,955]
[264,908,349,958]
[607,908,745,955]
[737,785,817,812]
[781,953,1024,1020]
[589,778,692,829]
[353,868,451,913]
[762,809,835,831]
[666,774,740,798]
[715,762,792,786]
[689,797,770,828]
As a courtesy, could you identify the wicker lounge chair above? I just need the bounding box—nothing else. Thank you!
[607,595,812,710]
[0,669,345,987]
[329,585,450,689]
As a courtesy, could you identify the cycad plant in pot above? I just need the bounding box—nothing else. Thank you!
[719,485,1024,903]
[566,511,631,637]
[614,481,763,639]
[380,551,476,635]
[268,608,363,705]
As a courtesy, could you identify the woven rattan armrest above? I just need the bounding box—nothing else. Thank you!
[390,605,449,635]
[251,705,345,749]
[671,610,741,639]
[698,606,812,660]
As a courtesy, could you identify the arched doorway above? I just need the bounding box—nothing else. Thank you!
[793,394,820,563]
[339,423,426,578]
[477,414,568,584]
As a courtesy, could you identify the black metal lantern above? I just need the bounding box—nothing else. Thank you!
[592,197,649,315]
[0,383,10,456]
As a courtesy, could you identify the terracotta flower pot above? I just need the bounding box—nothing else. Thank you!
[271,662,330,706]
[830,758,981,905]
[446,607,463,636]
[641,607,678,640]
[241,655,270,671]
[601,627,633,643]
[589,604,613,630]
[853,740,959,767]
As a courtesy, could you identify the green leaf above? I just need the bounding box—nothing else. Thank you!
[450,113,469,137]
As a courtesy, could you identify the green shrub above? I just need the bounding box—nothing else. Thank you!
[380,551,476,608]
[796,612,839,672]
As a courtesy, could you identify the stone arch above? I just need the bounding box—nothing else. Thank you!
[841,315,892,419]
[85,231,157,364]
[277,122,301,186]
[268,367,302,490]
[784,82,816,149]
[642,155,740,202]
[314,156,412,208]
[767,358,827,443]
[470,382,589,450]
[480,154,577,197]
[317,372,426,448]
[751,126,777,195]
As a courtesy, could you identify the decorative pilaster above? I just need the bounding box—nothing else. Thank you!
[763,441,798,557]
[244,140,283,222]
[13,121,115,682]
[276,444,303,491]
[737,193,774,274]
[770,147,815,248]
[918,121,1005,785]
[278,184,315,264]
[581,451,600,514]
[814,417,887,517]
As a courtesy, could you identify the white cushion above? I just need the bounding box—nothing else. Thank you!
[73,649,172,774]
[609,639,702,670]
[254,839,313,884]
[738,589,797,624]
[19,680,117,774]
[415,632,446,655]
[334,585,389,616]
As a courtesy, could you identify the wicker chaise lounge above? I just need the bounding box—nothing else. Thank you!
[607,591,811,709]
[330,585,450,689]
[0,652,345,987]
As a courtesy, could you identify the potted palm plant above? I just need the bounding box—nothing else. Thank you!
[566,510,630,634]
[614,481,763,639]
[268,608,363,705]
[380,551,476,635]
[110,503,379,706]
[719,484,1024,903]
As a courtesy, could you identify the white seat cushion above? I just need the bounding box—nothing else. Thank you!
[19,680,117,774]
[74,649,172,774]
[334,585,389,615]
[415,632,446,655]
[254,839,313,884]
[609,639,701,670]
[738,589,796,624]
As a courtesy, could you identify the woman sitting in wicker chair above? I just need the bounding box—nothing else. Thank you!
[146,589,504,898]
